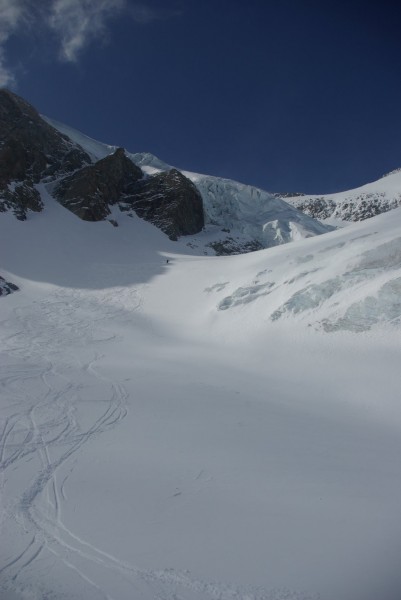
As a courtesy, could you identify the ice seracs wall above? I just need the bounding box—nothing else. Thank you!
[184,171,331,253]
[216,207,401,333]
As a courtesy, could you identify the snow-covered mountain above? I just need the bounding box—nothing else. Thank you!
[44,113,332,254]
[2,90,401,600]
[3,89,401,256]
[0,89,332,255]
[44,113,401,242]
[284,168,401,225]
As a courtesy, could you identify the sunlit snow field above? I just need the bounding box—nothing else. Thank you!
[1,195,401,600]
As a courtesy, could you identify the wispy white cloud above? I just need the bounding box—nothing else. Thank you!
[48,0,125,63]
[48,1,182,61]
[0,0,26,86]
[0,0,181,87]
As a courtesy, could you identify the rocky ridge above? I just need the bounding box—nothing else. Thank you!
[0,275,18,296]
[54,147,143,222]
[284,170,401,224]
[287,193,401,222]
[0,89,91,219]
[0,90,205,238]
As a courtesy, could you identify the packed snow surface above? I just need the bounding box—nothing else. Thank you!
[1,189,401,600]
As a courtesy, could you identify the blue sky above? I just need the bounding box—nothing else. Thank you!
[1,0,401,193]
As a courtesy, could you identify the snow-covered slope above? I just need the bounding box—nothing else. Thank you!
[285,168,401,225]
[1,188,401,600]
[45,116,332,253]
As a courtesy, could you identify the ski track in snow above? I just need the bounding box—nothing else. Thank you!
[0,287,130,597]
[0,288,318,600]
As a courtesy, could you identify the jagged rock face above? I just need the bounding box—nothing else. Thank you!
[207,238,263,256]
[0,89,90,183]
[0,89,91,219]
[55,148,143,221]
[0,276,18,296]
[0,183,42,220]
[55,150,205,238]
[0,90,203,238]
[122,168,204,240]
[292,194,401,222]
[274,192,305,199]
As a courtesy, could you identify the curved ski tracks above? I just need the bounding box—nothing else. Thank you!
[0,287,130,597]
[0,287,318,600]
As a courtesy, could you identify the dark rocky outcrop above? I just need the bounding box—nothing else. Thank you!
[55,150,204,239]
[274,192,305,199]
[121,168,204,240]
[0,89,91,219]
[0,90,205,238]
[207,238,263,256]
[0,276,18,296]
[54,147,143,221]
[0,182,42,220]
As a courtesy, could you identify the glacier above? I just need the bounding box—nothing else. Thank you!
[1,178,401,600]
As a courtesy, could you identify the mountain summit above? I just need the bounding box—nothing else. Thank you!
[0,90,331,252]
